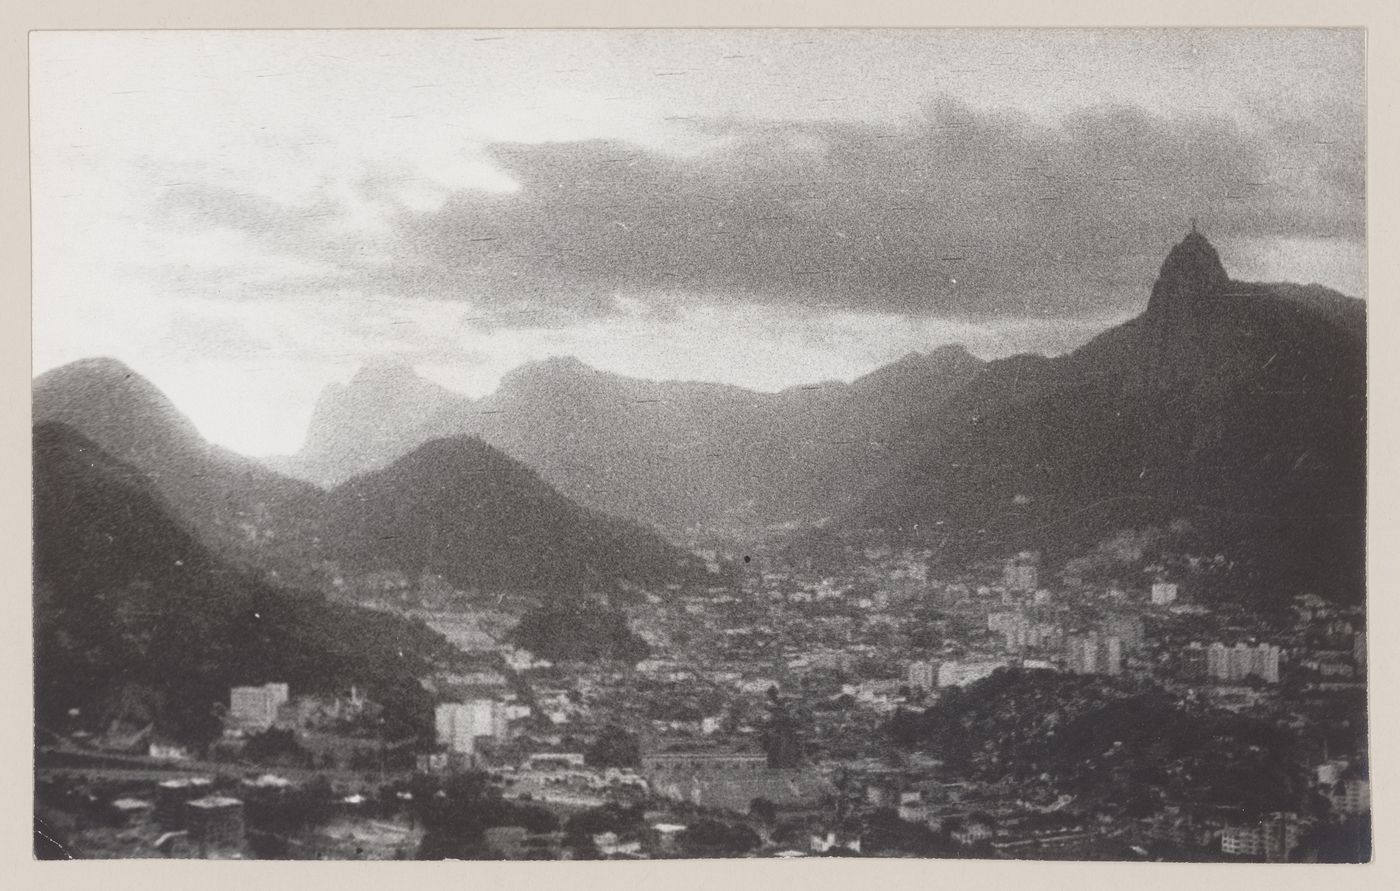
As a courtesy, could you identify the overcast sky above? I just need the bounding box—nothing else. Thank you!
[31,29,1365,455]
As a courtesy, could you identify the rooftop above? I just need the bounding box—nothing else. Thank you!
[187,795,243,810]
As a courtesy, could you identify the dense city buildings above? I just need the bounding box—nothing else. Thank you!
[29,25,1369,867]
[34,537,1371,862]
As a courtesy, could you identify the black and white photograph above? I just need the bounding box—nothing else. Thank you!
[28,27,1368,862]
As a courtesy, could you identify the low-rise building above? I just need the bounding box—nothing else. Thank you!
[1207,643,1280,684]
[810,830,862,854]
[228,683,290,732]
[185,796,245,852]
[593,831,643,857]
[952,819,995,846]
[907,661,936,691]
[937,660,1007,688]
[1151,582,1179,606]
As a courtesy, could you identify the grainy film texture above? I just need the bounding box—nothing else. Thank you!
[30,29,1367,861]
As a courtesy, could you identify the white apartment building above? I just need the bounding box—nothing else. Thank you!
[228,683,290,732]
[435,699,509,755]
[937,660,1007,688]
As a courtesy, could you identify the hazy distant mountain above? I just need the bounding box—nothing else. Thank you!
[849,231,1366,602]
[267,361,466,487]
[32,358,321,564]
[450,347,986,539]
[277,347,985,541]
[33,422,452,743]
[32,361,706,597]
[434,358,779,539]
[319,435,710,593]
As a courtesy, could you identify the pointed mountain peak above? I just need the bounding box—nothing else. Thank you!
[290,360,466,481]
[1146,227,1230,318]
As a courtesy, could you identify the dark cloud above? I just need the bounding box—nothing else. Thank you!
[155,96,1365,321]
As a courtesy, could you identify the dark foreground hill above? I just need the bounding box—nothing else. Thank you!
[33,422,457,744]
[888,668,1313,819]
[319,435,709,593]
[847,231,1365,603]
[32,358,322,568]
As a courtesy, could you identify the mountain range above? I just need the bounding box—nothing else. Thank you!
[271,345,986,540]
[32,361,707,596]
[33,231,1367,606]
[855,232,1366,601]
[269,230,1367,601]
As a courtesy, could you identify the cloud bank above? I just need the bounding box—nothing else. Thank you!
[155,96,1365,326]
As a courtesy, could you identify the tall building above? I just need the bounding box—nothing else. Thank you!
[1241,643,1281,683]
[1103,636,1124,676]
[907,661,936,691]
[1150,581,1179,605]
[1220,813,1300,862]
[989,611,1062,653]
[1065,633,1101,675]
[1066,633,1124,675]
[435,700,509,755]
[1207,643,1231,680]
[1005,624,1031,652]
[228,683,290,732]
